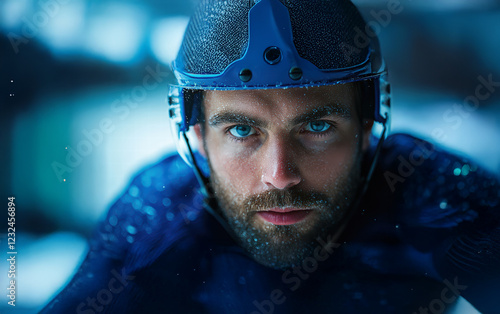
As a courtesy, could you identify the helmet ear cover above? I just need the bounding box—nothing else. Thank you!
[360,78,382,122]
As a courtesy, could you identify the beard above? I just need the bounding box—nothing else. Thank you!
[206,154,364,270]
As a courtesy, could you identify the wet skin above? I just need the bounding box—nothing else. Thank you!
[195,84,373,268]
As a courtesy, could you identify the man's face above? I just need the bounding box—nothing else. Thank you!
[195,84,371,269]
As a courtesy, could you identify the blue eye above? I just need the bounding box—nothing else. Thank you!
[229,125,256,138]
[305,121,331,133]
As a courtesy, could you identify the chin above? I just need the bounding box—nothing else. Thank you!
[234,221,327,270]
[248,237,320,270]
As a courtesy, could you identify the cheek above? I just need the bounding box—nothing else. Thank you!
[207,139,259,195]
[299,136,359,186]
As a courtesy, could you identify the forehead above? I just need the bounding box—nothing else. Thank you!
[203,84,359,118]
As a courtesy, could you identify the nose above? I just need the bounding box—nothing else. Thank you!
[260,137,301,190]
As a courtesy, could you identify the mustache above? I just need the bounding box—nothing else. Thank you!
[243,188,331,211]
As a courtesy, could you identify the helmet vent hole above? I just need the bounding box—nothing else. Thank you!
[264,47,282,65]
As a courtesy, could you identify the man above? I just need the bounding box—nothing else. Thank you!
[42,0,499,313]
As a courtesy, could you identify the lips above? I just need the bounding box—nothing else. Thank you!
[256,208,312,225]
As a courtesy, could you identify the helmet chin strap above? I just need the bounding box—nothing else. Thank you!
[182,132,241,241]
[328,119,388,244]
[361,117,389,198]
[183,132,211,199]
[182,117,388,245]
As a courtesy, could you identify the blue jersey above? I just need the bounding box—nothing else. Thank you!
[41,134,500,313]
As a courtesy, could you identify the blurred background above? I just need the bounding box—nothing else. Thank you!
[1,0,499,312]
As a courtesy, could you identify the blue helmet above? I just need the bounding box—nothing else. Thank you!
[169,0,390,168]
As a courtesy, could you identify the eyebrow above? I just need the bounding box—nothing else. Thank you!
[291,104,351,125]
[208,112,268,128]
[208,104,351,128]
